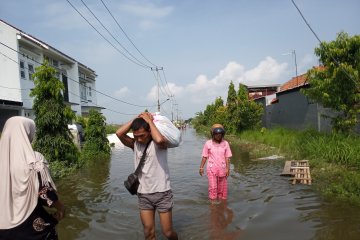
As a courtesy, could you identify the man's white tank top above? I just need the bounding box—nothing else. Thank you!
[134,141,171,194]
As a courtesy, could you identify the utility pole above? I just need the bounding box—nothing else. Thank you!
[292,50,297,78]
[176,108,179,122]
[170,95,174,122]
[151,67,163,112]
[292,50,298,82]
[174,103,178,123]
[282,50,298,84]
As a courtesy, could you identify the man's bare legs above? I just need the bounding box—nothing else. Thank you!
[140,209,178,240]
[140,210,156,240]
[159,210,178,240]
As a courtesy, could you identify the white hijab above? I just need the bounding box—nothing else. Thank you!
[0,116,56,229]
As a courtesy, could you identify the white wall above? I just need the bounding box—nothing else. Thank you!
[1,20,99,120]
[0,21,22,102]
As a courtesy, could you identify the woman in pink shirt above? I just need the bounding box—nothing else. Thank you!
[199,124,232,202]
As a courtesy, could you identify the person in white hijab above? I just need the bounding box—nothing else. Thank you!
[0,116,65,240]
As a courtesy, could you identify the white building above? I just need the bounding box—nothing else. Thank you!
[0,19,102,130]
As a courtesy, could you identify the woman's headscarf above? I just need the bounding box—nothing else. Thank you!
[0,116,56,229]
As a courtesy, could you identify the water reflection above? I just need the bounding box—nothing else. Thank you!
[209,201,242,240]
[306,201,360,240]
[56,156,111,239]
[55,128,360,240]
[230,145,250,174]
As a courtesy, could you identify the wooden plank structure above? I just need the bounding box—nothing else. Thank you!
[280,160,312,185]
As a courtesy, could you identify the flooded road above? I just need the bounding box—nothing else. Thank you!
[56,128,360,239]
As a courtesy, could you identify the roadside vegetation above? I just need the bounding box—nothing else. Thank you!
[30,61,80,178]
[302,32,360,134]
[233,128,360,205]
[80,109,111,164]
[28,61,111,179]
[192,32,360,205]
[105,124,120,134]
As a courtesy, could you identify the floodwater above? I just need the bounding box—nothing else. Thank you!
[56,128,360,240]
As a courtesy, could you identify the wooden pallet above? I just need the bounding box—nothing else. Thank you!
[281,160,312,185]
[280,161,295,176]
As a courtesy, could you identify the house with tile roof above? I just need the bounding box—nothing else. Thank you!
[254,67,336,132]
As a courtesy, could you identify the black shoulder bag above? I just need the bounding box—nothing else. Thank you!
[124,140,151,195]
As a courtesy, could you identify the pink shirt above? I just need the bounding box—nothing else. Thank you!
[202,139,232,177]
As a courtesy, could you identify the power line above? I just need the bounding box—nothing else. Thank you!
[67,0,176,98]
[0,50,140,116]
[160,68,175,97]
[66,0,176,106]
[67,0,179,109]
[65,0,150,68]
[150,67,174,103]
[151,68,168,98]
[100,0,158,67]
[291,0,358,88]
[79,0,152,68]
[67,88,139,116]
[0,41,156,108]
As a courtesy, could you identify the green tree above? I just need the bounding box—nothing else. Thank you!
[30,61,79,167]
[236,84,263,132]
[302,32,360,134]
[225,81,238,134]
[212,97,227,125]
[81,109,111,162]
[201,97,226,126]
[192,111,206,129]
[192,97,226,132]
[203,103,216,126]
[76,115,88,129]
[237,83,248,100]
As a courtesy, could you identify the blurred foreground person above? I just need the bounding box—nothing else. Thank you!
[0,116,65,240]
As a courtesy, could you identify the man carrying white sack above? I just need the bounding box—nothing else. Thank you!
[116,112,179,240]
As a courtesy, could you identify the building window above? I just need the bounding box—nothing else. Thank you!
[79,72,86,80]
[88,86,92,97]
[28,63,34,80]
[80,83,87,101]
[20,60,26,79]
[44,55,60,68]
[52,59,59,67]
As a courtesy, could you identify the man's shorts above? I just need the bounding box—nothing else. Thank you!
[138,190,174,213]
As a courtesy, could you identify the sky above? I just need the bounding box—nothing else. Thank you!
[0,0,359,124]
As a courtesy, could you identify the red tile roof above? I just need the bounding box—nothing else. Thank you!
[279,74,308,92]
[279,66,325,92]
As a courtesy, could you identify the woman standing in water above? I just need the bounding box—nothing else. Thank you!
[199,123,232,202]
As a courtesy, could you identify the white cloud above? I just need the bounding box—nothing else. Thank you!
[114,87,130,97]
[144,57,291,119]
[215,61,245,82]
[139,20,156,30]
[146,82,184,101]
[241,57,288,85]
[169,57,288,104]
[147,85,160,102]
[184,61,243,103]
[166,82,184,97]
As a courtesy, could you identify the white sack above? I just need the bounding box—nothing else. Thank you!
[152,112,181,148]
